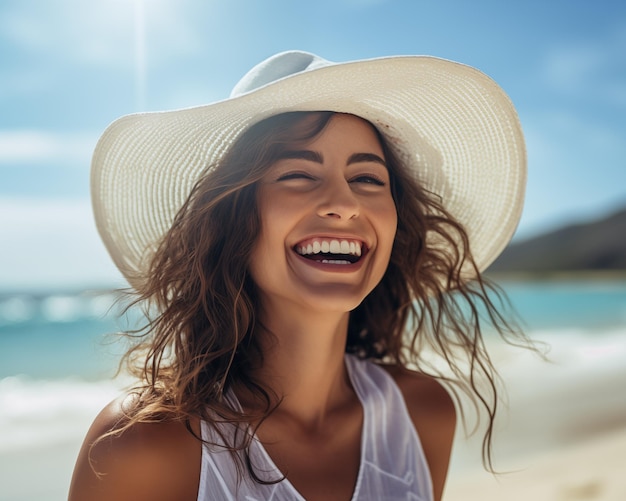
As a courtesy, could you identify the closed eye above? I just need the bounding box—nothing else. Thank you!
[277,171,316,181]
[350,174,386,186]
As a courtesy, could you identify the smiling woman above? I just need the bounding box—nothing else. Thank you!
[249,114,397,316]
[69,50,528,501]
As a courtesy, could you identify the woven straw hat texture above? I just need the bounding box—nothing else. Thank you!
[91,51,526,287]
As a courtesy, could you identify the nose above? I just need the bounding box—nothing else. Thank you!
[316,178,360,220]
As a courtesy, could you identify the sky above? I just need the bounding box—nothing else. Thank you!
[1,0,625,291]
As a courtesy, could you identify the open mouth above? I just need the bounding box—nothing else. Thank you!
[294,238,365,265]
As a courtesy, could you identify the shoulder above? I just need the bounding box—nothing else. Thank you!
[68,395,202,501]
[382,364,456,501]
[383,364,456,421]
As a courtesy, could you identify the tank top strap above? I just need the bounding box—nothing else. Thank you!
[345,354,434,501]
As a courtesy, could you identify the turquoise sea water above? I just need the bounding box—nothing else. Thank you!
[1,279,626,381]
[498,279,626,330]
[0,291,125,380]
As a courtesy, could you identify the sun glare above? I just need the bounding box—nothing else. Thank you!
[133,0,147,111]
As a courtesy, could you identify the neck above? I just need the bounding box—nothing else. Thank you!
[245,304,353,428]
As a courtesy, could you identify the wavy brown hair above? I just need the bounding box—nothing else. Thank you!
[109,111,529,479]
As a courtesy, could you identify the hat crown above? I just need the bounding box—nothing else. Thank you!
[230,51,332,98]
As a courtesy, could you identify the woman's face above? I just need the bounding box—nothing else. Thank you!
[249,113,398,316]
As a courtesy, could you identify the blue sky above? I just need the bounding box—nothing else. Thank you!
[1,0,625,290]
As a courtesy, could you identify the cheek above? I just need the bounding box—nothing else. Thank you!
[248,234,273,295]
[379,200,398,250]
[247,212,286,288]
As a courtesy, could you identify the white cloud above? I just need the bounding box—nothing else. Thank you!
[0,69,55,97]
[1,0,201,68]
[521,22,626,238]
[0,198,124,290]
[0,130,97,165]
[529,109,624,152]
[0,7,49,51]
[543,45,606,93]
[515,109,626,239]
[541,24,626,106]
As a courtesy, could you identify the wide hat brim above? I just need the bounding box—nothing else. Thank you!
[91,54,526,288]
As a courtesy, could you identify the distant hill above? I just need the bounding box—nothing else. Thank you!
[487,207,626,274]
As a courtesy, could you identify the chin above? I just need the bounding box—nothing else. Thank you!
[296,285,372,314]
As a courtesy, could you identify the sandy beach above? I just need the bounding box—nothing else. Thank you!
[446,427,626,501]
[444,330,626,501]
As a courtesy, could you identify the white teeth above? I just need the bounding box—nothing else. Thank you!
[321,259,351,265]
[297,239,363,257]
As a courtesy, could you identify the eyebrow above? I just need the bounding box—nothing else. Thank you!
[279,150,387,167]
[347,152,387,167]
[279,150,323,163]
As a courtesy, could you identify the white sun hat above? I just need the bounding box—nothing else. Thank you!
[91,50,526,287]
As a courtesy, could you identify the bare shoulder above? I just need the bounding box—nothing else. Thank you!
[382,364,456,501]
[68,395,201,501]
[383,365,456,419]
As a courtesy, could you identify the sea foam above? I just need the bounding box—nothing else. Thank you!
[0,376,127,453]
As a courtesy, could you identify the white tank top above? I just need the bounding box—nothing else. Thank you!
[197,354,434,501]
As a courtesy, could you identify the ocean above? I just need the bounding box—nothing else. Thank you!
[1,279,626,500]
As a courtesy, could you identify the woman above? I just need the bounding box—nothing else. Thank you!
[69,51,527,501]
